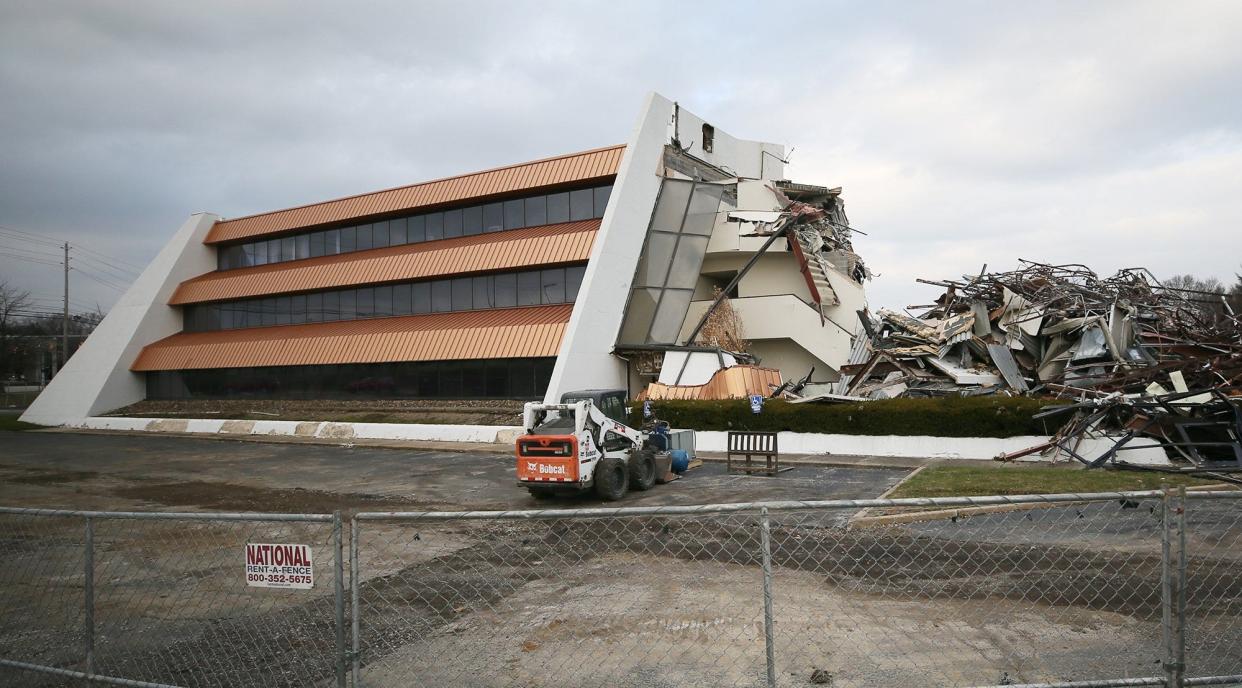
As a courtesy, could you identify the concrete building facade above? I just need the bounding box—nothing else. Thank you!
[23,93,867,425]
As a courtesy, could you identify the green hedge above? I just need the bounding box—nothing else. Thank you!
[630,396,1050,438]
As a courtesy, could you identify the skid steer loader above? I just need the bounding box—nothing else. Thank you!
[515,389,660,501]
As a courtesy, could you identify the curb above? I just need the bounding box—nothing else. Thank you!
[849,483,1238,528]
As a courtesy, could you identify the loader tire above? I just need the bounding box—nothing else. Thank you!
[593,456,629,501]
[628,449,657,492]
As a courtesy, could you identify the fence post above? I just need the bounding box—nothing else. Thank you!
[759,506,777,688]
[1161,487,1187,687]
[350,517,361,687]
[333,512,346,688]
[84,516,95,679]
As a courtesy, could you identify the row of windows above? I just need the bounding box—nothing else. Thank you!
[182,266,586,332]
[146,358,556,400]
[217,184,613,271]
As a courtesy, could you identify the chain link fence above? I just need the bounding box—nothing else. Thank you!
[3,491,1242,687]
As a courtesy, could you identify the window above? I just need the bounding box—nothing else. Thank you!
[503,199,524,230]
[325,229,340,255]
[426,213,444,241]
[355,287,374,318]
[282,236,296,263]
[546,192,570,224]
[463,206,483,235]
[593,185,612,218]
[390,217,407,245]
[451,277,473,311]
[482,203,503,233]
[701,123,714,152]
[269,238,282,264]
[408,215,426,243]
[473,275,493,309]
[412,282,431,313]
[517,271,541,306]
[296,234,310,260]
[339,289,356,320]
[374,285,393,317]
[322,290,340,321]
[310,231,325,258]
[254,241,268,266]
[444,209,463,239]
[307,292,324,323]
[356,224,373,252]
[432,280,451,312]
[570,188,593,221]
[373,221,390,249]
[339,226,356,253]
[261,297,277,326]
[276,296,292,325]
[566,266,586,301]
[494,272,517,308]
[541,268,565,304]
[525,196,547,227]
[393,283,412,315]
[291,294,307,324]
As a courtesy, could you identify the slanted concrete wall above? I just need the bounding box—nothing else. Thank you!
[22,213,219,425]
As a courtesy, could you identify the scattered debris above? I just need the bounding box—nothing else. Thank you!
[840,260,1241,472]
[639,365,782,401]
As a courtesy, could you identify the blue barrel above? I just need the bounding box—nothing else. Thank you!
[669,449,691,474]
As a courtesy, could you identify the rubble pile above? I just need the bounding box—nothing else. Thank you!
[840,260,1241,472]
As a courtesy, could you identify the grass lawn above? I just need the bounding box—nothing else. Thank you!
[0,416,44,432]
[889,464,1220,499]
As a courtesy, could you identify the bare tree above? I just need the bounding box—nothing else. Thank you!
[0,281,32,380]
[1163,273,1228,317]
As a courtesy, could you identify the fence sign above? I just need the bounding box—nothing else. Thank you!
[749,394,764,414]
[245,543,314,589]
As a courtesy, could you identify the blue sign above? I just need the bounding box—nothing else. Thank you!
[642,400,653,419]
[749,395,764,414]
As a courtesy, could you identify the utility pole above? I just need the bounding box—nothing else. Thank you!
[63,241,69,368]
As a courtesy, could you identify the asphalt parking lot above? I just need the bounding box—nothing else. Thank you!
[0,430,910,515]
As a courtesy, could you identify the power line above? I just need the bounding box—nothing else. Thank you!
[0,251,61,266]
[73,243,144,272]
[73,268,128,293]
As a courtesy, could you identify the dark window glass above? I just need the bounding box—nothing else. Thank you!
[291,294,306,324]
[473,276,493,309]
[310,231,325,258]
[276,296,292,325]
[356,287,374,318]
[217,305,231,330]
[339,226,356,253]
[509,360,534,397]
[416,364,438,397]
[296,234,310,260]
[412,282,431,313]
[570,188,593,221]
[451,278,473,311]
[232,245,247,269]
[374,285,393,317]
[282,236,296,262]
[325,229,340,255]
[534,358,555,395]
[518,271,541,306]
[431,280,451,312]
[322,291,340,321]
[408,215,426,243]
[503,199,524,230]
[494,273,517,308]
[426,213,444,241]
[439,363,462,398]
[541,268,565,304]
[269,238,282,263]
[339,290,356,320]
[393,283,412,315]
[444,209,463,238]
[463,206,483,235]
[525,195,547,226]
[390,217,407,245]
[246,300,262,328]
[566,266,586,301]
[241,243,255,267]
[485,362,507,397]
[356,224,373,251]
[373,220,390,248]
[307,292,323,323]
[482,203,504,233]
[261,297,277,326]
[593,185,612,218]
[462,362,486,397]
[254,241,268,266]
[546,192,570,224]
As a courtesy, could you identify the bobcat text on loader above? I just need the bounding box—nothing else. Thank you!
[516,389,664,501]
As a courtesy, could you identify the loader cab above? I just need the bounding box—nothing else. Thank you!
[560,389,628,424]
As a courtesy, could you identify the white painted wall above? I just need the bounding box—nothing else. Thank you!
[22,213,219,425]
[545,93,786,402]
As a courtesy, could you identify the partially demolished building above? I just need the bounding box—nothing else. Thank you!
[838,261,1241,472]
[23,93,869,424]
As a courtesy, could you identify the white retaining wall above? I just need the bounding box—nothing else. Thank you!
[61,417,1169,465]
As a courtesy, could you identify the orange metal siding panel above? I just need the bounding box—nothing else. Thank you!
[206,145,624,244]
[172,220,598,305]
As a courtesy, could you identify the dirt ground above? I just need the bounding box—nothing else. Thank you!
[2,430,1240,687]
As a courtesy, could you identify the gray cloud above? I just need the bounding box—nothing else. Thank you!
[1,0,1240,315]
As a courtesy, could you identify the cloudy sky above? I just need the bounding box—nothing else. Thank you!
[2,1,1240,317]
